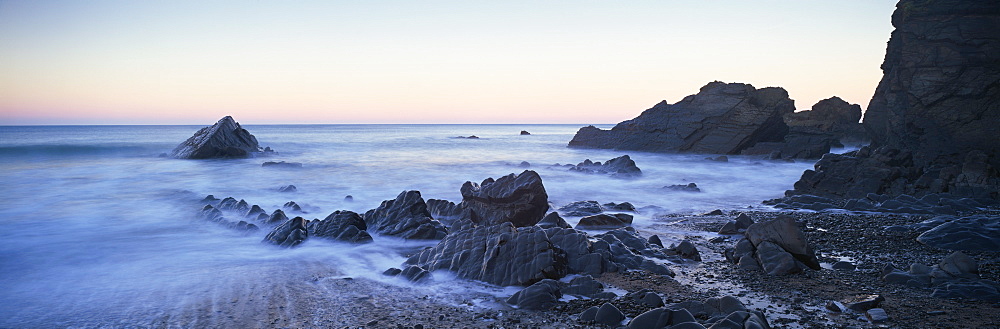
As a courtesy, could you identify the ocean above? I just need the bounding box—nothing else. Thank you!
[0,124,815,326]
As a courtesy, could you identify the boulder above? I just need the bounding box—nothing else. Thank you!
[308,210,373,243]
[603,202,637,212]
[170,116,264,159]
[725,216,819,275]
[576,213,633,230]
[567,155,642,178]
[458,170,549,227]
[520,130,531,135]
[665,240,702,261]
[568,81,794,155]
[506,279,562,310]
[558,201,604,217]
[404,223,567,286]
[262,216,308,247]
[594,303,624,326]
[364,190,447,240]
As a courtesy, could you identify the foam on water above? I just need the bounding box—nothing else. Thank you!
[0,124,815,325]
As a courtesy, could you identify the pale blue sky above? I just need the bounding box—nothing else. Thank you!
[0,0,897,124]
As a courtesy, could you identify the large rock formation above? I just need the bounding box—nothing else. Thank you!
[363,191,448,240]
[568,81,795,155]
[744,96,868,159]
[171,116,264,159]
[784,0,1000,201]
[458,170,549,227]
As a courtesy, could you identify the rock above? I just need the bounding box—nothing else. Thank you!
[576,213,633,230]
[578,306,599,323]
[847,295,884,312]
[520,130,531,135]
[665,240,702,261]
[245,205,266,219]
[744,216,820,270]
[603,202,637,212]
[506,279,562,310]
[937,251,979,279]
[308,210,373,243]
[262,161,302,168]
[916,215,1000,251]
[594,303,624,326]
[648,235,663,248]
[627,289,664,308]
[404,223,567,286]
[382,268,402,276]
[561,275,604,297]
[455,135,479,139]
[734,213,754,230]
[567,155,642,178]
[707,155,729,162]
[832,261,856,271]
[718,221,739,235]
[704,209,724,216]
[170,116,264,159]
[262,216,309,247]
[866,308,889,323]
[282,201,302,213]
[518,161,530,168]
[278,185,297,192]
[396,265,431,283]
[783,0,1000,201]
[344,195,353,202]
[364,190,447,240]
[825,301,846,313]
[558,201,604,217]
[425,198,465,227]
[458,170,549,227]
[627,307,700,329]
[664,183,701,192]
[568,81,794,155]
[536,212,572,229]
[265,209,289,224]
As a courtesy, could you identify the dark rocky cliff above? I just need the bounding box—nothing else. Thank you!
[787,0,1000,201]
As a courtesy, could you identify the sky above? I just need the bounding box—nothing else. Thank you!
[0,0,898,125]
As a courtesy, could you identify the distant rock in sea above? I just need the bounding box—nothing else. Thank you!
[568,82,793,155]
[262,161,303,168]
[170,116,267,159]
[520,130,531,135]
[567,155,641,178]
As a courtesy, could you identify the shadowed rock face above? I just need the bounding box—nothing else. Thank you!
[568,81,794,155]
[363,191,448,240]
[864,0,1000,165]
[171,116,262,159]
[458,170,549,227]
[405,223,568,286]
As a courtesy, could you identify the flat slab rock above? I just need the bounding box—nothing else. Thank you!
[916,215,1000,252]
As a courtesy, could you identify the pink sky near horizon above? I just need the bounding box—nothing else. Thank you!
[0,1,897,125]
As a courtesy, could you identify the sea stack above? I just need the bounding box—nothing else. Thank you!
[785,0,1000,201]
[171,116,264,159]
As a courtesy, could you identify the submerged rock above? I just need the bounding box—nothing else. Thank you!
[567,155,642,178]
[364,190,447,240]
[262,161,303,168]
[664,183,701,192]
[458,170,549,227]
[277,184,297,192]
[171,116,264,159]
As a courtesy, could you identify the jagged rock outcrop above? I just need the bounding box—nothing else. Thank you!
[744,96,868,159]
[567,155,642,178]
[262,216,309,247]
[458,170,549,227]
[781,0,1000,201]
[308,210,373,243]
[568,81,794,155]
[171,116,265,159]
[364,191,448,240]
[404,223,568,286]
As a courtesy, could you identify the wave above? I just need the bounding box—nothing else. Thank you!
[0,144,166,157]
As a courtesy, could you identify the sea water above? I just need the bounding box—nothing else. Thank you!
[0,124,814,325]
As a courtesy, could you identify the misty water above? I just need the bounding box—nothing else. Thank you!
[0,124,815,326]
